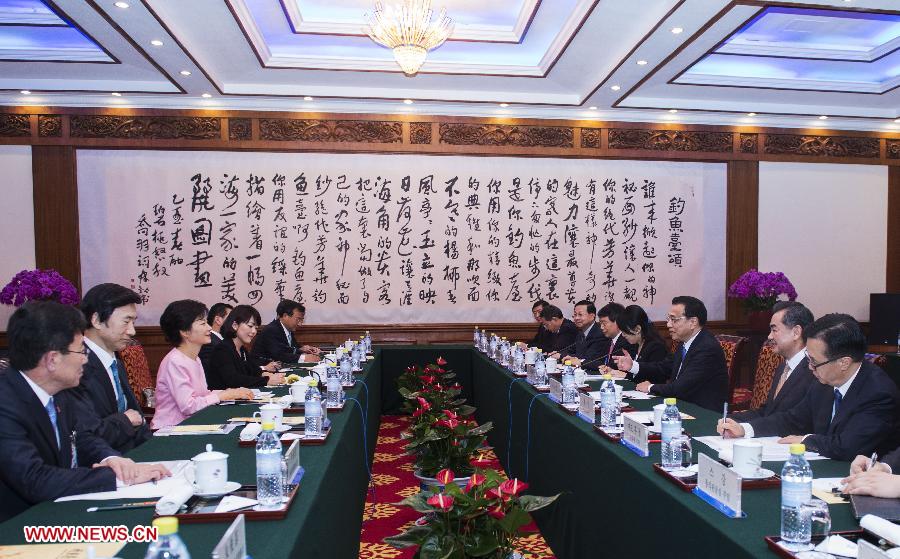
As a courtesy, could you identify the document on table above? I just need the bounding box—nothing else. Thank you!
[622,390,654,400]
[694,436,827,462]
[0,543,125,559]
[812,478,848,505]
[56,460,191,502]
[154,423,239,436]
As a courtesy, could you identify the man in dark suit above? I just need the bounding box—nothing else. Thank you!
[0,301,168,521]
[541,304,579,357]
[562,300,610,371]
[199,303,232,375]
[76,283,150,453]
[720,314,900,461]
[731,301,815,422]
[622,296,728,411]
[528,300,552,350]
[250,299,321,364]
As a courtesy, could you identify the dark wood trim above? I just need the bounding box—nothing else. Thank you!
[888,166,900,293]
[31,145,81,293]
[43,0,120,64]
[725,160,759,323]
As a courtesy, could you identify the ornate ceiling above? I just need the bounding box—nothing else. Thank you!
[0,0,897,132]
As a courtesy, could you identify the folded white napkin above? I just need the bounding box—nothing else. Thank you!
[155,482,194,515]
[239,422,262,441]
[813,534,858,558]
[861,514,900,547]
[215,495,258,513]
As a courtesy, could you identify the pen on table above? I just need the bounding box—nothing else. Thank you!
[868,451,878,471]
[721,402,728,438]
[87,500,157,512]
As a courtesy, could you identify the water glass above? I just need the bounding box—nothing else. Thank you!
[669,434,693,468]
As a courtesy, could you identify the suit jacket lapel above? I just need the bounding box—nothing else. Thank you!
[829,365,866,432]
[10,371,62,463]
[88,352,118,411]
[773,357,807,405]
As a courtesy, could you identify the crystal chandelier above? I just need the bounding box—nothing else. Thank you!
[365,0,453,76]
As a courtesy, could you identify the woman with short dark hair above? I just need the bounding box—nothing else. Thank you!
[604,304,670,382]
[151,300,253,429]
[207,305,284,389]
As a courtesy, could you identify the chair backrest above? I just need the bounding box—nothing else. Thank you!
[119,340,153,405]
[864,353,888,371]
[715,334,748,392]
[750,341,784,410]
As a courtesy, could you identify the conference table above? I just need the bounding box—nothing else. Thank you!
[0,345,862,559]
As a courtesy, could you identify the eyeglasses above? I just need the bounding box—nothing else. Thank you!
[807,355,844,371]
[665,315,688,324]
[61,344,91,357]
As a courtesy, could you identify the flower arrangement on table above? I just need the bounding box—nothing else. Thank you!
[385,461,559,559]
[0,269,79,307]
[727,269,797,312]
[398,357,493,478]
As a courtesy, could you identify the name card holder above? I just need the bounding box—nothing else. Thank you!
[548,378,562,403]
[858,540,894,559]
[692,453,745,518]
[576,392,595,424]
[621,415,649,457]
[212,514,247,559]
[284,440,301,483]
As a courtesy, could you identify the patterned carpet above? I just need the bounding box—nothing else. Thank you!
[358,415,556,559]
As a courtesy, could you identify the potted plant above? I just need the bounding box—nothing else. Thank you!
[727,269,797,330]
[0,269,79,307]
[386,465,559,559]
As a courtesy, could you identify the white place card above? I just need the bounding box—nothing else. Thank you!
[284,439,300,483]
[693,453,743,518]
[858,540,892,559]
[549,378,562,402]
[622,415,649,457]
[578,392,595,424]
[212,514,246,559]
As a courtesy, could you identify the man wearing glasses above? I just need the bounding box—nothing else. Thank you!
[0,301,169,521]
[718,314,899,461]
[250,299,321,364]
[614,295,728,411]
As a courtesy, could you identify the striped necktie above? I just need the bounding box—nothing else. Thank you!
[109,361,127,413]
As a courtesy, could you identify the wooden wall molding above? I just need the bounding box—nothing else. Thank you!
[888,167,900,293]
[725,160,759,323]
[2,107,897,165]
[31,145,81,292]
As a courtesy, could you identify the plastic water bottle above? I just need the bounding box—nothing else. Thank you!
[339,355,353,385]
[513,346,524,374]
[326,376,342,407]
[480,330,488,353]
[489,334,498,360]
[474,326,480,347]
[561,361,577,404]
[255,421,283,509]
[599,374,617,428]
[364,330,372,353]
[500,339,511,367]
[660,398,682,470]
[144,517,190,559]
[534,354,547,386]
[351,344,361,370]
[304,381,323,437]
[781,443,813,549]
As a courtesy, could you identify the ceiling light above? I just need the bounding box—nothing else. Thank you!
[499,103,509,108]
[636,60,648,65]
[403,99,414,105]
[365,0,453,76]
[669,109,678,113]
[747,112,757,117]
[201,93,212,98]
[111,92,121,96]
[114,1,129,7]
[179,70,192,76]
[589,106,597,110]
[610,85,621,91]
[304,96,313,101]
[150,39,163,46]
[671,27,684,34]
[20,90,31,95]
[818,115,828,120]
[894,118,900,123]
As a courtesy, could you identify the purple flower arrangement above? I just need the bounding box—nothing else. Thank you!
[727,269,797,312]
[0,269,79,307]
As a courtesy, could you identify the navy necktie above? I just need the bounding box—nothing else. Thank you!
[832,389,843,421]
[45,397,60,449]
[110,361,127,413]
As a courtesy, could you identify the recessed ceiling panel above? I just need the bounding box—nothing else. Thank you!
[0,0,65,25]
[0,0,112,62]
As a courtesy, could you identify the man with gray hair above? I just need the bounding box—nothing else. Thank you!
[730,301,815,422]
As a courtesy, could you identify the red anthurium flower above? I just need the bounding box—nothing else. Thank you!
[435,469,456,485]
[427,493,454,511]
[435,368,446,374]
[440,419,460,429]
[464,473,486,493]
[450,383,462,390]
[470,456,495,469]
[416,397,430,409]
[499,478,528,496]
[487,503,506,519]
[436,357,447,366]
[412,407,426,418]
[443,409,458,420]
[486,487,510,502]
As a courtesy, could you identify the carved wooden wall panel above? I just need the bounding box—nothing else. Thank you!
[38,115,62,138]
[69,116,221,140]
[608,129,733,152]
[258,118,402,143]
[409,122,433,145]
[764,134,880,158]
[887,139,900,160]
[439,123,574,148]
[580,128,601,149]
[740,133,758,154]
[228,118,251,141]
[0,114,30,137]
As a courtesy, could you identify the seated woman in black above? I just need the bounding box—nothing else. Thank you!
[207,305,284,389]
[603,304,670,382]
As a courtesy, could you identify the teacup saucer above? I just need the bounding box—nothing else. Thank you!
[274,424,292,433]
[731,467,776,480]
[194,480,242,498]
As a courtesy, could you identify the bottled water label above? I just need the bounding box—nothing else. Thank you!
[257,450,281,474]
[660,421,681,443]
[781,480,811,508]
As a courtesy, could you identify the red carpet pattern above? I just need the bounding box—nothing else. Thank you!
[358,415,556,559]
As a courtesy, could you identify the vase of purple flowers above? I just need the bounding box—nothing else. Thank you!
[0,269,79,307]
[728,269,797,329]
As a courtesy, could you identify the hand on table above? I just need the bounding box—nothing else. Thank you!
[562,356,581,367]
[635,381,652,393]
[843,470,900,498]
[848,454,891,476]
[301,345,321,355]
[262,360,281,372]
[123,408,144,427]
[265,372,286,386]
[716,418,745,438]
[220,387,254,400]
[777,435,805,445]
[97,457,171,485]
[612,350,633,372]
[600,365,626,379]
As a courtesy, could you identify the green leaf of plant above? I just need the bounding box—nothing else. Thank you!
[518,494,560,512]
[466,422,493,436]
[383,524,432,548]
[463,531,500,557]
[497,506,530,533]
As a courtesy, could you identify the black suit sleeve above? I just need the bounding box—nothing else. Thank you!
[804,390,897,462]
[882,447,900,473]
[210,342,268,389]
[630,353,673,384]
[68,387,143,452]
[250,324,301,364]
[648,334,727,411]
